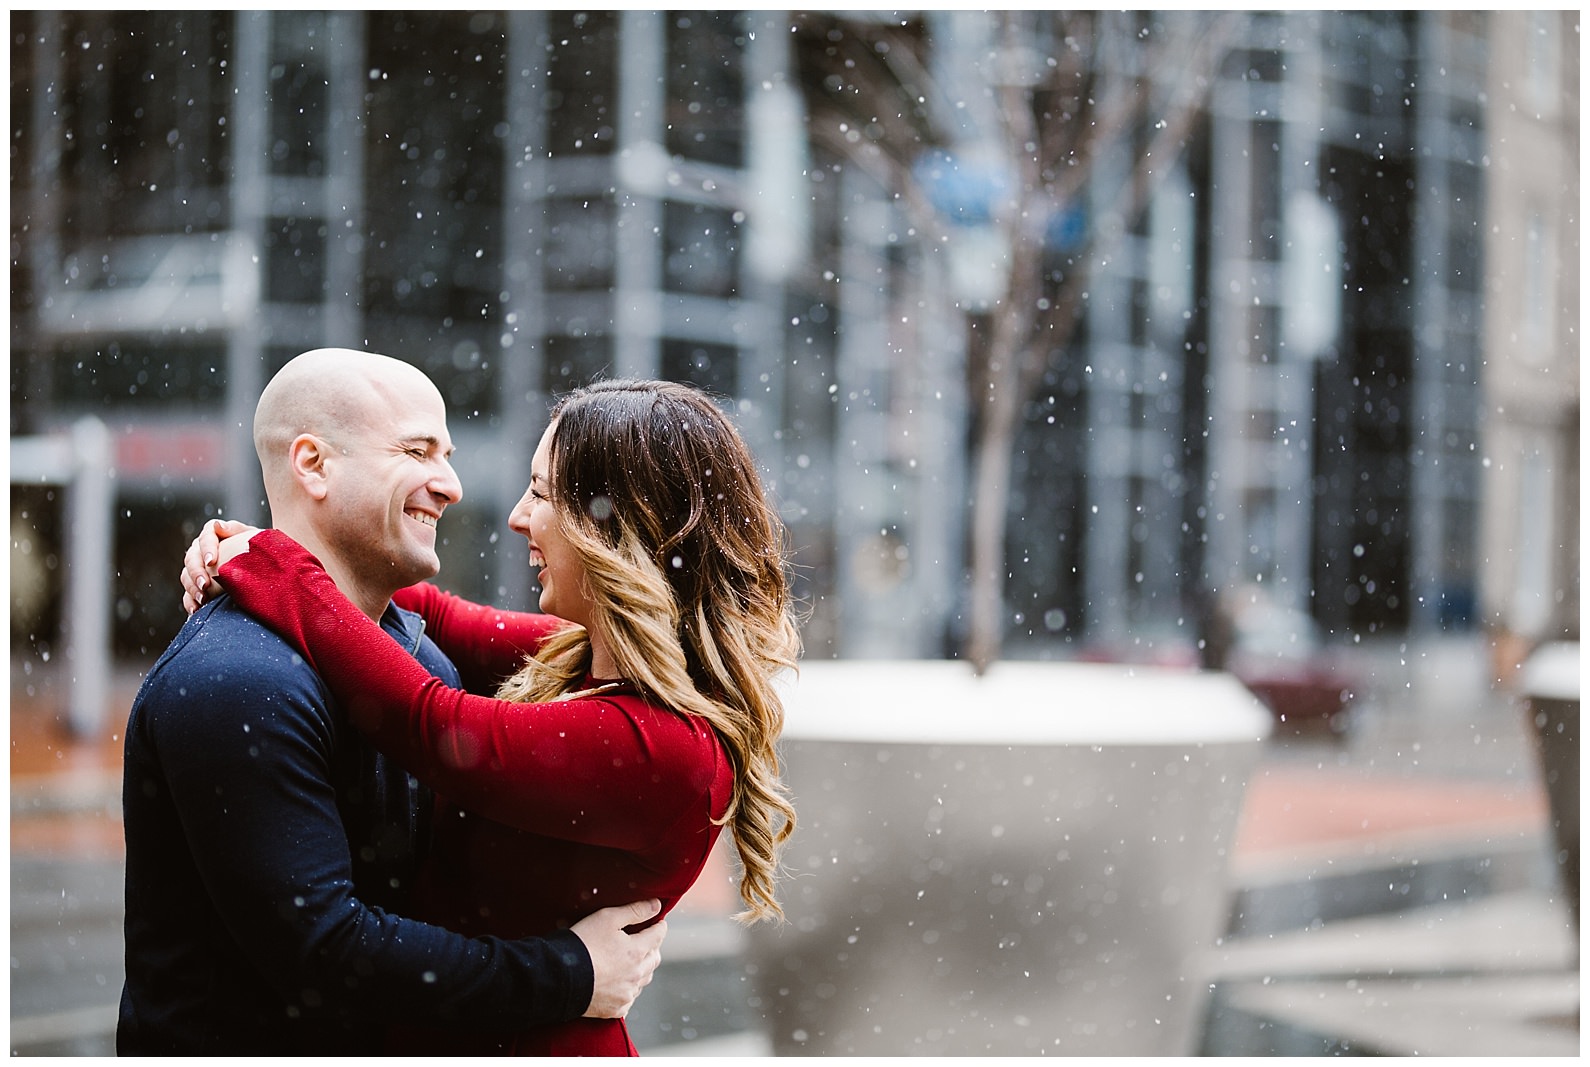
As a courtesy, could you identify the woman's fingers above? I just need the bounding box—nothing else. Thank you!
[181,518,251,611]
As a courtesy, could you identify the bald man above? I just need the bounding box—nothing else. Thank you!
[119,350,664,1054]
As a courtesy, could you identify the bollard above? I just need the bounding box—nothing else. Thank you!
[1519,641,1579,931]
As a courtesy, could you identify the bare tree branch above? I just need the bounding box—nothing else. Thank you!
[792,12,1238,671]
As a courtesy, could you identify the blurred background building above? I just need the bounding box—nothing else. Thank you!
[1478,11,1581,681]
[9,10,1579,699]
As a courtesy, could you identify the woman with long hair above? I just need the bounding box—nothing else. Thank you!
[184,379,799,1055]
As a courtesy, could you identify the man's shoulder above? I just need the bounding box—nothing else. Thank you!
[134,597,327,714]
[133,595,458,722]
[153,595,313,670]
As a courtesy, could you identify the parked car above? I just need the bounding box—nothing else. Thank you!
[1072,589,1357,730]
[1221,587,1357,728]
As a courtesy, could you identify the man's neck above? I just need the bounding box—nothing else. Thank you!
[277,525,391,622]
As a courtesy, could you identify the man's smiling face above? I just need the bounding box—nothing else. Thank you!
[319,372,462,597]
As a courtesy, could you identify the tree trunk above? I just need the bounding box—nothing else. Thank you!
[962,12,1236,672]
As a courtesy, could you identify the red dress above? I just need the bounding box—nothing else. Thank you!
[221,530,734,1056]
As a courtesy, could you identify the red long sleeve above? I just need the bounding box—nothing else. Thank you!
[391,582,571,696]
[221,530,728,850]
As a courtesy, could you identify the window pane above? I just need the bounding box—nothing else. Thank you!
[267,58,329,177]
[115,499,220,657]
[1250,120,1282,262]
[665,12,744,167]
[52,339,227,408]
[265,216,327,304]
[544,334,613,395]
[544,196,617,291]
[661,337,737,398]
[546,11,619,156]
[58,12,232,239]
[663,200,740,297]
[364,13,505,323]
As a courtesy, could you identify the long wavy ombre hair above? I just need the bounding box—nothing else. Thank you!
[497,379,800,923]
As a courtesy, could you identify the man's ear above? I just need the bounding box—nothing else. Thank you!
[288,434,333,501]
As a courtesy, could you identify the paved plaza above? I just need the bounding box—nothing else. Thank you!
[10,636,1580,1056]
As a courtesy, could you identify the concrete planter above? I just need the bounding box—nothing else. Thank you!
[1519,641,1579,930]
[748,659,1272,1056]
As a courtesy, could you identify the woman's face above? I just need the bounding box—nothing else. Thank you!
[509,420,592,627]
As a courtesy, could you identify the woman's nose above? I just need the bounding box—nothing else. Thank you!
[508,491,533,533]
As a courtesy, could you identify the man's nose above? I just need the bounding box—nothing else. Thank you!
[433,460,464,505]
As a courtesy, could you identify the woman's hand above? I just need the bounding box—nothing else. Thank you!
[181,518,263,614]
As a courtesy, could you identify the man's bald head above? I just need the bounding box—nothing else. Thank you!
[253,348,437,500]
[248,347,460,615]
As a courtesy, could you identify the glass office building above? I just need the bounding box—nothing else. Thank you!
[13,11,1555,667]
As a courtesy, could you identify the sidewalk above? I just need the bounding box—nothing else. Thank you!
[1200,636,1579,1056]
[9,636,1581,1056]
